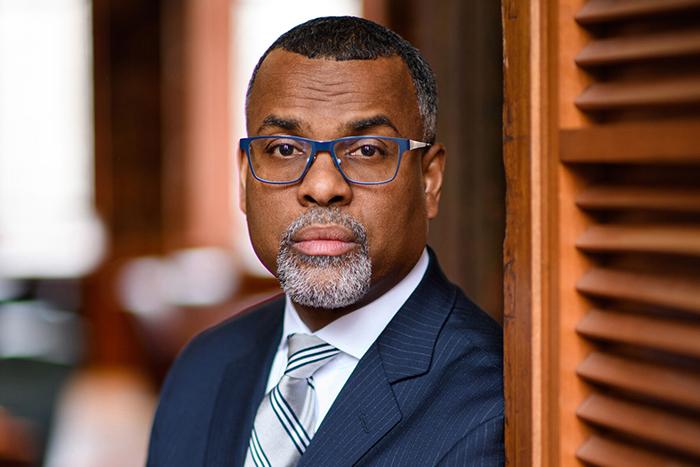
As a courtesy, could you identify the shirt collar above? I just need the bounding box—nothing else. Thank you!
[281,247,430,360]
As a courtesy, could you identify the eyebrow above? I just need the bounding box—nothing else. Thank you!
[256,115,303,134]
[344,115,400,135]
[255,114,400,136]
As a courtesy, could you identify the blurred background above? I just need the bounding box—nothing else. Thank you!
[0,0,503,465]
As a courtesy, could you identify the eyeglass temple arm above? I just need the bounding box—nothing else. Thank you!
[409,140,431,151]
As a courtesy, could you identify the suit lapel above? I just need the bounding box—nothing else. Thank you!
[299,250,457,466]
[297,343,401,467]
[204,300,284,467]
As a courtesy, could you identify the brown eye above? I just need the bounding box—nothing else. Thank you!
[278,143,295,156]
[360,145,376,157]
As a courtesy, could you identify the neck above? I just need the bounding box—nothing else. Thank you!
[293,305,352,332]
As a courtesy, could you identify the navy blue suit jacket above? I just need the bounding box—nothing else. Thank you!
[148,252,504,466]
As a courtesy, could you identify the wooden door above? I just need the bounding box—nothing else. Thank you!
[504,1,700,465]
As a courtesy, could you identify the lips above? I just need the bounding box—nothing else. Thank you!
[291,225,358,256]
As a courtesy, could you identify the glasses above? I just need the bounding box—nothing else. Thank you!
[240,135,431,185]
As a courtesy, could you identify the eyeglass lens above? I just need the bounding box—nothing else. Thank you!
[248,137,401,183]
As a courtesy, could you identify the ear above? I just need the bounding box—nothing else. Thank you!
[421,143,446,220]
[238,147,248,214]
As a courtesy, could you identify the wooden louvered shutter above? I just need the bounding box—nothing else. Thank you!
[503,0,700,465]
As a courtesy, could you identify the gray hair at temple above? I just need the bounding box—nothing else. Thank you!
[245,16,439,143]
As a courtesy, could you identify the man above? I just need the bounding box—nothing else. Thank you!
[148,16,503,467]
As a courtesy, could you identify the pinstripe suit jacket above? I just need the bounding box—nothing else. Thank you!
[147,251,504,466]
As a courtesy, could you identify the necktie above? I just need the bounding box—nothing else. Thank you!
[244,333,340,467]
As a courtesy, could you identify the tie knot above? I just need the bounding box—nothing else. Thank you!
[285,333,339,379]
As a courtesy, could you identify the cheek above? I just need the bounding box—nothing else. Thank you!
[359,167,427,268]
[245,184,295,274]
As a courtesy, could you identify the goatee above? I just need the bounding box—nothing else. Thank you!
[276,207,371,309]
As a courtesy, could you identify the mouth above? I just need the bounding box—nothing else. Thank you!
[291,224,358,256]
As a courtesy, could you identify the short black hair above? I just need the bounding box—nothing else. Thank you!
[246,16,438,143]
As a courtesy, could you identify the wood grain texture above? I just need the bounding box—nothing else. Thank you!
[576,435,698,467]
[575,29,700,66]
[576,393,700,458]
[576,268,700,314]
[567,0,700,464]
[575,0,700,25]
[576,186,700,212]
[577,352,700,409]
[502,0,534,464]
[575,77,700,111]
[576,309,700,358]
[575,224,700,256]
[560,120,700,164]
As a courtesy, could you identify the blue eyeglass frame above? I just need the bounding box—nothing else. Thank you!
[239,135,431,185]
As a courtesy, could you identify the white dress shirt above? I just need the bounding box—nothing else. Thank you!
[264,248,430,431]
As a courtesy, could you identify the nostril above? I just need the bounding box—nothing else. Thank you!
[328,194,345,205]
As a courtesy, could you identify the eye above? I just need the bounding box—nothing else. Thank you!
[359,145,376,157]
[264,139,305,158]
[347,141,387,158]
[277,143,295,156]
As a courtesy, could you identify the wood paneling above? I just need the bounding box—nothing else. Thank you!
[570,1,700,464]
[577,435,697,467]
[575,30,700,66]
[575,77,700,111]
[575,0,700,25]
[577,309,700,358]
[576,225,700,256]
[577,269,700,314]
[577,352,700,409]
[560,120,700,163]
[502,0,535,464]
[576,186,700,212]
[577,393,700,458]
[505,0,700,465]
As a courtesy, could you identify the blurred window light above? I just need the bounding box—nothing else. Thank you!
[117,248,239,318]
[0,0,105,279]
[230,0,362,277]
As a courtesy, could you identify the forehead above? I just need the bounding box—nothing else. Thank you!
[247,49,422,138]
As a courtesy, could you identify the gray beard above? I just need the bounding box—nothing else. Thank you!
[276,207,372,309]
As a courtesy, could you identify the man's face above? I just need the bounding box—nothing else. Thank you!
[241,49,444,308]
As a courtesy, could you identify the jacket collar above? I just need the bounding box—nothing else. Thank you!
[378,248,456,383]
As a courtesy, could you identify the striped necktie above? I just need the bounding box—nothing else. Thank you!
[244,333,340,467]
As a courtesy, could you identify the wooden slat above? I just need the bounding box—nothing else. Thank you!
[576,186,700,213]
[576,0,700,25]
[577,435,698,467]
[577,393,700,458]
[576,225,700,257]
[560,120,700,164]
[576,309,700,358]
[577,268,700,314]
[575,77,700,112]
[577,352,700,409]
[576,30,700,67]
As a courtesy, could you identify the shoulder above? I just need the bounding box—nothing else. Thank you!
[182,295,283,359]
[147,296,284,465]
[368,283,503,465]
[433,285,503,404]
[444,287,503,369]
[421,281,504,421]
[156,294,283,399]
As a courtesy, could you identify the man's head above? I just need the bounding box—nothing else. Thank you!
[240,16,446,315]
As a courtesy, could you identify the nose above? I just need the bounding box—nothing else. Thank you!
[297,150,352,207]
